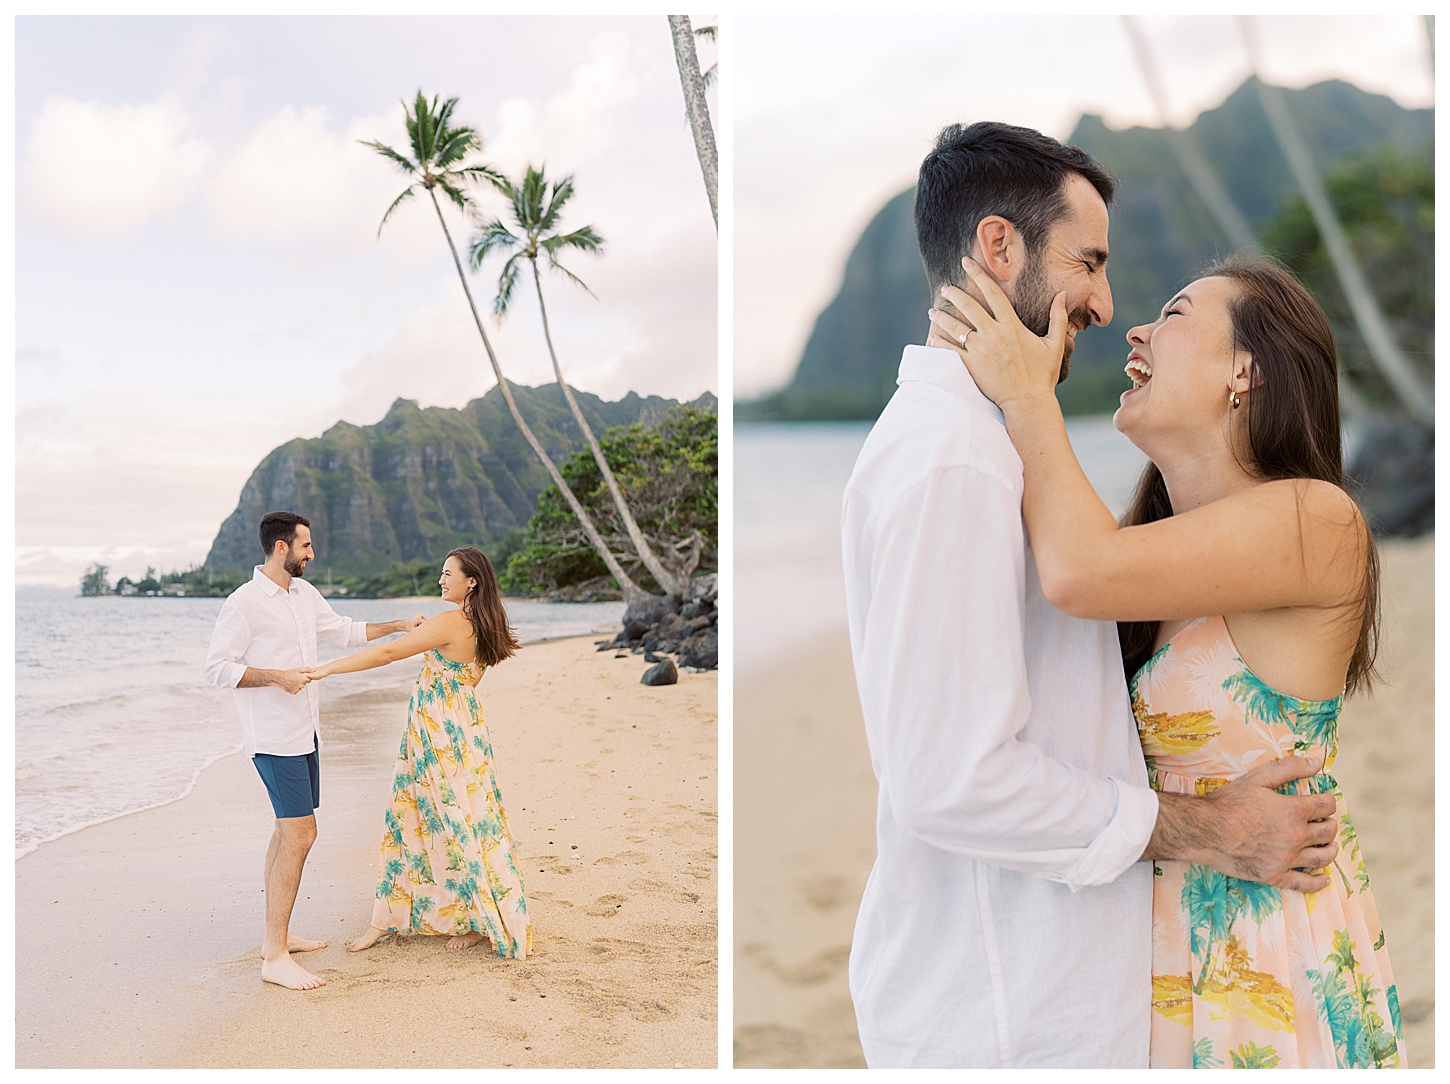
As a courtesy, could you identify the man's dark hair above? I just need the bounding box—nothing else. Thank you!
[259,511,310,557]
[914,121,1116,296]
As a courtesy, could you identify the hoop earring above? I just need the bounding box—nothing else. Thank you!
[1230,389,1241,410]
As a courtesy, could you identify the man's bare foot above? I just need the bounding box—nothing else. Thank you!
[447,932,487,951]
[258,933,329,959]
[348,926,394,952]
[260,953,326,991]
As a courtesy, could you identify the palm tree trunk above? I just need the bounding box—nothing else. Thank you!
[427,189,647,600]
[667,15,717,229]
[1239,19,1434,425]
[529,259,688,596]
[1122,16,1371,423]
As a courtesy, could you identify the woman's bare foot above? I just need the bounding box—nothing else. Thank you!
[446,932,487,951]
[260,954,326,991]
[348,926,394,952]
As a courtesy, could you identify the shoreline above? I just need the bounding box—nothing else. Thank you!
[17,633,717,1069]
[14,625,622,862]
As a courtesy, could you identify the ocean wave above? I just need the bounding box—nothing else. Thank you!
[15,744,243,860]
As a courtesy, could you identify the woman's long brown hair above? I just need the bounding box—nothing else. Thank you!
[448,547,520,668]
[1117,253,1380,696]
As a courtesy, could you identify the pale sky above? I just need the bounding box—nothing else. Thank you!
[16,14,718,587]
[735,14,1434,399]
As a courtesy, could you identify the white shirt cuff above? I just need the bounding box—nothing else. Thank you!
[1061,779,1160,891]
[219,661,248,689]
[349,619,369,647]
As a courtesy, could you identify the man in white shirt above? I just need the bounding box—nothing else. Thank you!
[204,511,423,991]
[842,122,1339,1067]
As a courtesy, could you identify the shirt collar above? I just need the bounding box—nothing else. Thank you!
[252,565,293,596]
[897,344,1002,420]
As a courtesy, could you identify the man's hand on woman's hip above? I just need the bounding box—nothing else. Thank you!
[1143,755,1339,894]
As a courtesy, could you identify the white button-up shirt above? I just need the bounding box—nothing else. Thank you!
[203,566,367,757]
[841,346,1160,1069]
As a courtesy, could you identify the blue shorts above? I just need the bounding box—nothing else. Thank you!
[252,736,320,820]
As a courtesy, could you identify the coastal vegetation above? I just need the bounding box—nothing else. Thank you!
[501,405,717,600]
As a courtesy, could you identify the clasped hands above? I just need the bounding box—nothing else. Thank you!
[272,613,427,695]
[926,256,1068,407]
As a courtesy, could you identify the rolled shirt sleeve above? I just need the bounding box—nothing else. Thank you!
[846,460,1156,890]
[313,596,367,648]
[202,596,251,690]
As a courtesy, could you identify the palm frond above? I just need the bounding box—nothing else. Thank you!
[436,177,470,212]
[703,63,718,92]
[468,219,520,268]
[415,91,439,162]
[539,174,576,233]
[494,253,523,317]
[546,224,604,255]
[694,24,716,40]
[544,252,597,297]
[377,184,418,237]
[434,125,479,168]
[454,163,509,190]
[363,139,418,175]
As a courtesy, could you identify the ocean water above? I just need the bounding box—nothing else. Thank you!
[735,416,1149,676]
[14,594,624,858]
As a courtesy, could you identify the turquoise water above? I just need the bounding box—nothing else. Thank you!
[14,595,624,857]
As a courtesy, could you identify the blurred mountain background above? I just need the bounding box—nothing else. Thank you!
[739,77,1432,424]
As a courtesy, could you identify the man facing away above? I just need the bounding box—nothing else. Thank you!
[203,511,422,991]
[841,122,1338,1067]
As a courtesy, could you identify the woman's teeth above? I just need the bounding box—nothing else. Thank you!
[1125,357,1153,388]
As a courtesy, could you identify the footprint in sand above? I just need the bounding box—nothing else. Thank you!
[585,893,628,917]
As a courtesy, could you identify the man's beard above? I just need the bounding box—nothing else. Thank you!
[284,552,308,578]
[1012,255,1093,384]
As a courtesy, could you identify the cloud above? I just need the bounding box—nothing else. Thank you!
[486,31,645,174]
[22,95,215,238]
[206,104,441,268]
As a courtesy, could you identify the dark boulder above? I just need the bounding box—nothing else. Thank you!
[641,657,679,685]
[677,628,718,670]
[1349,417,1434,538]
[622,594,680,640]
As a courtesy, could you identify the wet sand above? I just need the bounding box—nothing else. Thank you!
[17,635,717,1069]
[733,535,1434,1068]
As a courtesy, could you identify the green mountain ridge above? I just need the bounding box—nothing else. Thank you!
[205,382,717,577]
[742,77,1433,420]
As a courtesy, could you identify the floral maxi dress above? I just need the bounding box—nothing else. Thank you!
[369,648,530,958]
[1137,616,1404,1069]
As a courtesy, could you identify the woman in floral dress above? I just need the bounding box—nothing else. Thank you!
[929,253,1404,1068]
[305,547,530,958]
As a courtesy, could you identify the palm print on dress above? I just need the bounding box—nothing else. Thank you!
[370,648,530,957]
[1133,616,1403,1069]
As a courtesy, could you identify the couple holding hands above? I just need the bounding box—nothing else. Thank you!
[204,512,529,991]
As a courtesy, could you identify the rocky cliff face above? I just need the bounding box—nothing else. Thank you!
[206,382,718,576]
[741,77,1432,420]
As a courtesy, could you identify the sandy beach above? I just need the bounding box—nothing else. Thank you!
[17,633,717,1069]
[734,535,1434,1068]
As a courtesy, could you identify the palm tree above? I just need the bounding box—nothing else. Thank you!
[363,92,648,600]
[667,15,717,227]
[469,164,690,597]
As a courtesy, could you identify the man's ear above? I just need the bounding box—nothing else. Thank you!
[973,215,1024,289]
